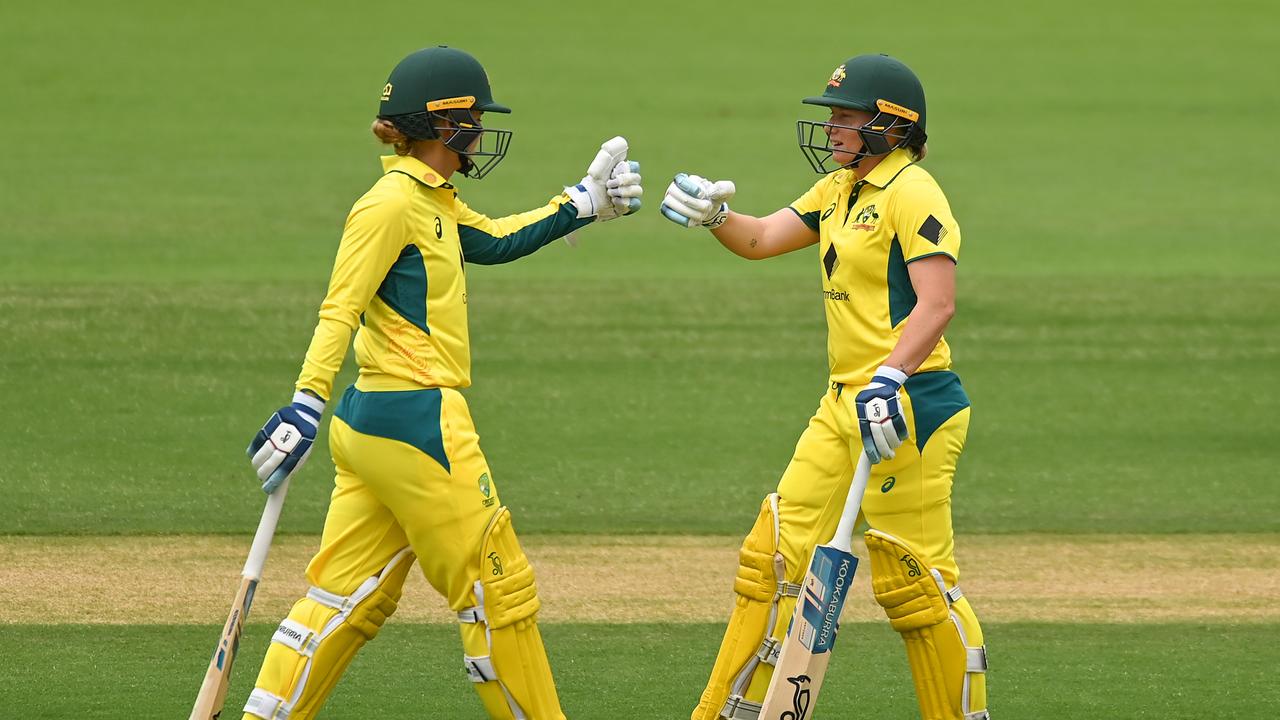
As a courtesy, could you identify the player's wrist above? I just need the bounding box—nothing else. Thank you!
[702,202,730,229]
[291,390,326,417]
[873,364,908,388]
[564,182,600,219]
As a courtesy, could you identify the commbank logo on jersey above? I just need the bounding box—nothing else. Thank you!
[822,244,849,300]
[918,214,948,245]
[851,204,879,231]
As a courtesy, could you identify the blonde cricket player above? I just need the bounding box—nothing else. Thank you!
[661,54,989,720]
[241,46,643,720]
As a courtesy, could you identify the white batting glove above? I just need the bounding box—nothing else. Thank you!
[608,160,643,216]
[247,391,324,494]
[564,136,642,222]
[660,173,736,229]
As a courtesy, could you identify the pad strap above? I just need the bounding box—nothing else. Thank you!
[931,569,986,675]
[271,619,321,657]
[458,606,486,624]
[722,494,790,717]
[307,574,380,614]
[755,580,800,667]
[931,568,965,605]
[464,654,499,683]
[755,637,782,667]
[777,581,803,599]
[968,645,989,672]
[252,547,413,717]
[244,688,290,720]
[463,653,528,720]
[719,695,762,720]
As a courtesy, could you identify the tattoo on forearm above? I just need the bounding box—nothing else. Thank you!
[749,238,758,248]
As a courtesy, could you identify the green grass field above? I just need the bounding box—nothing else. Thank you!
[2,0,1278,717]
[4,623,1279,718]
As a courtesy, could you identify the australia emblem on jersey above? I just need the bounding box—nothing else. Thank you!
[851,204,879,231]
[478,472,495,507]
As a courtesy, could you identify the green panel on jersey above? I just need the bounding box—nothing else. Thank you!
[376,244,430,335]
[789,207,820,232]
[904,370,970,452]
[334,387,450,472]
[887,235,916,326]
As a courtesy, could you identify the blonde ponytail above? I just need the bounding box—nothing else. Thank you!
[371,118,412,156]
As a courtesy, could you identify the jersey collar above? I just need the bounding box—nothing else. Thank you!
[861,148,915,188]
[381,154,451,188]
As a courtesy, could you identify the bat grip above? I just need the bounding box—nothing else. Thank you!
[829,453,871,553]
[242,478,290,581]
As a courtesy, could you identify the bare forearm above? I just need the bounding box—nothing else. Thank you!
[883,300,954,375]
[710,209,817,260]
[708,212,770,259]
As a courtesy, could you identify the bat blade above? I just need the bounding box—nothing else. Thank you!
[189,577,258,720]
[759,545,859,720]
[759,453,870,720]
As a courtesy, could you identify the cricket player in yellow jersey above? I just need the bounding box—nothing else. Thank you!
[661,54,989,720]
[241,46,642,720]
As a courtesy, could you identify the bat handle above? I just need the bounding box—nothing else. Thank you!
[829,452,871,553]
[242,478,290,581]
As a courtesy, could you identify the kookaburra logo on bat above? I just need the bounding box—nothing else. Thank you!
[782,674,813,719]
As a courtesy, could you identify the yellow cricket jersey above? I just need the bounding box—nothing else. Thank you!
[295,154,590,401]
[790,148,962,387]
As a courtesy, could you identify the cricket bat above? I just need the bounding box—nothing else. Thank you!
[758,452,872,720]
[189,479,291,720]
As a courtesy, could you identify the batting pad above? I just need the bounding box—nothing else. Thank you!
[456,506,564,720]
[691,494,802,720]
[243,548,414,720]
[865,529,988,720]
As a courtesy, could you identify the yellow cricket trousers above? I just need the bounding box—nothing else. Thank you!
[244,385,563,720]
[694,370,986,719]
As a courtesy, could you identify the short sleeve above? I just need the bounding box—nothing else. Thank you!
[788,175,835,232]
[889,178,961,264]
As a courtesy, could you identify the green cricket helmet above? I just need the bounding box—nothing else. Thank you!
[377,46,512,179]
[796,54,927,173]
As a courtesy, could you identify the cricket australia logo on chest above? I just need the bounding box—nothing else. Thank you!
[850,204,879,232]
